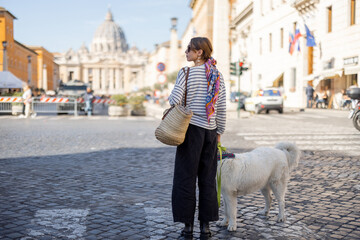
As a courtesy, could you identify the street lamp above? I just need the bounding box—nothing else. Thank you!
[2,41,8,71]
[43,64,47,91]
[171,17,177,30]
[27,55,31,85]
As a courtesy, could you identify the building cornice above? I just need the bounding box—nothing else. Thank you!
[0,7,17,19]
[230,2,253,29]
[189,0,197,9]
[291,0,319,14]
[14,40,38,55]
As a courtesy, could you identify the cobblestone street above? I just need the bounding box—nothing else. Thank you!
[0,110,359,239]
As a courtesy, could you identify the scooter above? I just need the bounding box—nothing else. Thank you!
[348,99,360,132]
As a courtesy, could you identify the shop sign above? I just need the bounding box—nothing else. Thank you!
[344,56,359,65]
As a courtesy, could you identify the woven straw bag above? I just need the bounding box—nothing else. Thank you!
[155,67,193,146]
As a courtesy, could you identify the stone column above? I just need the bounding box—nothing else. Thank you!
[213,0,230,98]
[83,68,88,83]
[43,64,48,91]
[101,67,106,91]
[115,68,121,92]
[109,68,114,91]
[94,68,100,91]
[169,18,179,73]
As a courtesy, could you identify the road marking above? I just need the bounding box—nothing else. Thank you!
[237,132,357,136]
[237,132,360,154]
[243,135,360,140]
[21,208,89,240]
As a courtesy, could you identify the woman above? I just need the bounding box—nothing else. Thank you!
[168,37,226,239]
[22,85,32,118]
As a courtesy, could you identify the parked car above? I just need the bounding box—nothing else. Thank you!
[230,91,248,109]
[244,88,283,114]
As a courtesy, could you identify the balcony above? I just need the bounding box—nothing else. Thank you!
[291,0,319,14]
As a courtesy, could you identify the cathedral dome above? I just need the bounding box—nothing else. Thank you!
[91,10,128,53]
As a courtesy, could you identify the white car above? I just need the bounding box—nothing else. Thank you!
[244,88,283,114]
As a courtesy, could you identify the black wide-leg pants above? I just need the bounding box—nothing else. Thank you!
[172,124,219,224]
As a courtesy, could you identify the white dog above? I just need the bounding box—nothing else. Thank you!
[216,142,300,232]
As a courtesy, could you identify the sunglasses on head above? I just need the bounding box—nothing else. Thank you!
[187,45,195,52]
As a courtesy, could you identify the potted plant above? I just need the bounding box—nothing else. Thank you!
[129,95,146,116]
[108,94,129,117]
[11,92,23,116]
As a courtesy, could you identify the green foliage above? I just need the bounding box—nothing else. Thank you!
[166,71,178,84]
[13,92,23,97]
[139,86,152,94]
[12,92,23,106]
[129,95,145,107]
[154,83,168,90]
[111,94,128,106]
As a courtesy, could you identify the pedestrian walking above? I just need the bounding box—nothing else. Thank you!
[84,87,94,116]
[305,83,314,108]
[22,85,32,118]
[168,37,226,240]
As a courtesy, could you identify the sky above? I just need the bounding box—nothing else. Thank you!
[1,0,192,53]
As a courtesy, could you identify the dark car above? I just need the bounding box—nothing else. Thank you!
[230,91,248,109]
[57,80,88,114]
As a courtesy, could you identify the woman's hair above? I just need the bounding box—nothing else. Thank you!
[190,37,213,61]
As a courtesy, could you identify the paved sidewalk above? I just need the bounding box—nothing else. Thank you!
[0,147,359,239]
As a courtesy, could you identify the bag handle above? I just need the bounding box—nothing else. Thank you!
[182,67,190,107]
[162,68,190,120]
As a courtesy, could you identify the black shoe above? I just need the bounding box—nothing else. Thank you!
[200,221,212,240]
[178,223,193,240]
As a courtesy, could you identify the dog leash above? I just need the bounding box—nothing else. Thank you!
[217,142,227,207]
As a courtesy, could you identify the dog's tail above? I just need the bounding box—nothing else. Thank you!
[275,142,301,171]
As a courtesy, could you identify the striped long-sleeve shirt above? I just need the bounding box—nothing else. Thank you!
[168,64,226,134]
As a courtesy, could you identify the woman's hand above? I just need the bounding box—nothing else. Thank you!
[217,134,221,143]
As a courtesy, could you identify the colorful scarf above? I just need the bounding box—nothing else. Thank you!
[205,57,221,123]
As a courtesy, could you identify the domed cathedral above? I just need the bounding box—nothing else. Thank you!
[55,9,148,95]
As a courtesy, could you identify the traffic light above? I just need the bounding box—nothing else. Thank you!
[239,61,243,75]
[230,62,237,76]
[239,61,248,76]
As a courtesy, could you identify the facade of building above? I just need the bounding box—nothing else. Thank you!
[0,7,58,91]
[189,0,231,87]
[229,0,253,94]
[55,10,148,95]
[28,46,59,91]
[230,0,360,109]
[294,0,360,108]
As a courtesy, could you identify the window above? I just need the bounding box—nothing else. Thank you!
[269,33,272,52]
[327,6,332,32]
[308,47,313,75]
[280,28,284,48]
[351,0,356,25]
[259,38,262,55]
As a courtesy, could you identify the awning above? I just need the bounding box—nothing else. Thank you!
[272,73,284,87]
[344,66,360,75]
[321,68,343,78]
[312,75,324,88]
[0,71,26,88]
